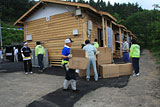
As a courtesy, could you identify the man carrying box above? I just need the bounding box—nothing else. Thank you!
[61,38,79,92]
[83,40,98,81]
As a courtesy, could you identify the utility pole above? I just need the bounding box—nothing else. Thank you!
[0,8,2,49]
[0,21,2,49]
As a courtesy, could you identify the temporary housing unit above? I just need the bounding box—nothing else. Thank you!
[14,0,118,66]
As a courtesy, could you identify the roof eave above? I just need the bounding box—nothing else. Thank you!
[14,0,117,26]
[99,11,117,21]
[118,24,127,29]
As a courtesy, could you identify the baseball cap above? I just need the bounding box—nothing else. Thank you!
[24,42,28,45]
[65,38,74,43]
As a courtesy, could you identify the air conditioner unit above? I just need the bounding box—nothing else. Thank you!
[26,35,32,41]
[76,9,81,16]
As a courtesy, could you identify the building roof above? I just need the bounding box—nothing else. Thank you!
[112,21,136,38]
[117,24,127,30]
[14,0,117,26]
[112,21,127,29]
[125,30,137,38]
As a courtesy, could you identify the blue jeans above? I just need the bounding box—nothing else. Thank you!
[86,56,98,80]
[132,58,140,74]
[123,52,129,63]
[38,54,44,70]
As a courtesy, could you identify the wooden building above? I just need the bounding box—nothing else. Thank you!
[112,21,135,58]
[14,0,134,66]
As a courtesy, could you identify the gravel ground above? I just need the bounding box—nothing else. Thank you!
[0,49,159,107]
[74,50,160,107]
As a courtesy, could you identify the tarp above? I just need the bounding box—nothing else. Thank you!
[121,33,124,40]
[107,27,113,53]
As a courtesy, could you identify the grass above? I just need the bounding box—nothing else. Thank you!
[151,50,160,64]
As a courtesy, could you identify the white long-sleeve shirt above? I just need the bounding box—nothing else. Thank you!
[83,44,97,57]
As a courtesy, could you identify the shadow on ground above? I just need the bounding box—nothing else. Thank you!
[0,62,65,76]
[0,62,130,107]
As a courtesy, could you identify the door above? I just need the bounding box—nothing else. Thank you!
[98,28,103,47]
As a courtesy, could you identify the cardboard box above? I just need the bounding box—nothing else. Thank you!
[71,49,87,58]
[78,68,95,77]
[118,63,133,76]
[97,47,111,53]
[97,52,112,65]
[99,64,119,78]
[69,57,89,70]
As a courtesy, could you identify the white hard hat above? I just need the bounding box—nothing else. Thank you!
[65,38,74,43]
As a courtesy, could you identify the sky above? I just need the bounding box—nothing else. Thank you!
[103,0,160,10]
[35,0,160,10]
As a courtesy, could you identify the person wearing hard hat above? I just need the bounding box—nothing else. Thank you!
[21,42,32,74]
[83,40,98,81]
[129,39,140,76]
[35,41,45,72]
[61,38,79,92]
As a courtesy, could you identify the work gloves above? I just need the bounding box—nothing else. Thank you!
[68,54,72,58]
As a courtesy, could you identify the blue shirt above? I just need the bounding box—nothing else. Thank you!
[62,45,70,61]
[83,44,97,57]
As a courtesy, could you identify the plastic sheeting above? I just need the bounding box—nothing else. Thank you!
[121,33,124,40]
[116,34,120,41]
[107,27,113,53]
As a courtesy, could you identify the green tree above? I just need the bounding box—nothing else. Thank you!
[89,0,96,9]
[1,22,23,47]
[113,13,125,24]
[0,0,36,24]
[125,10,160,48]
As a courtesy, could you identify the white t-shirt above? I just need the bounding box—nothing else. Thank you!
[14,49,18,55]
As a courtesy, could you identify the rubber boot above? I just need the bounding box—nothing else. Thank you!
[63,79,69,90]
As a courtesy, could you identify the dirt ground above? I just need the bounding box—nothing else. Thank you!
[0,49,159,107]
[74,50,160,107]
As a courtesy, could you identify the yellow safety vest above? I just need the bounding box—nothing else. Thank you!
[61,59,69,66]
[94,42,99,48]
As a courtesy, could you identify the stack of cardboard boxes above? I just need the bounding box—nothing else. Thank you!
[69,48,133,79]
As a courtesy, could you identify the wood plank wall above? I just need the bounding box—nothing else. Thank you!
[85,12,102,43]
[24,12,84,66]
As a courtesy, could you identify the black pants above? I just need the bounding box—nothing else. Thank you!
[63,64,76,80]
[132,58,140,74]
[23,60,32,72]
[38,54,44,70]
